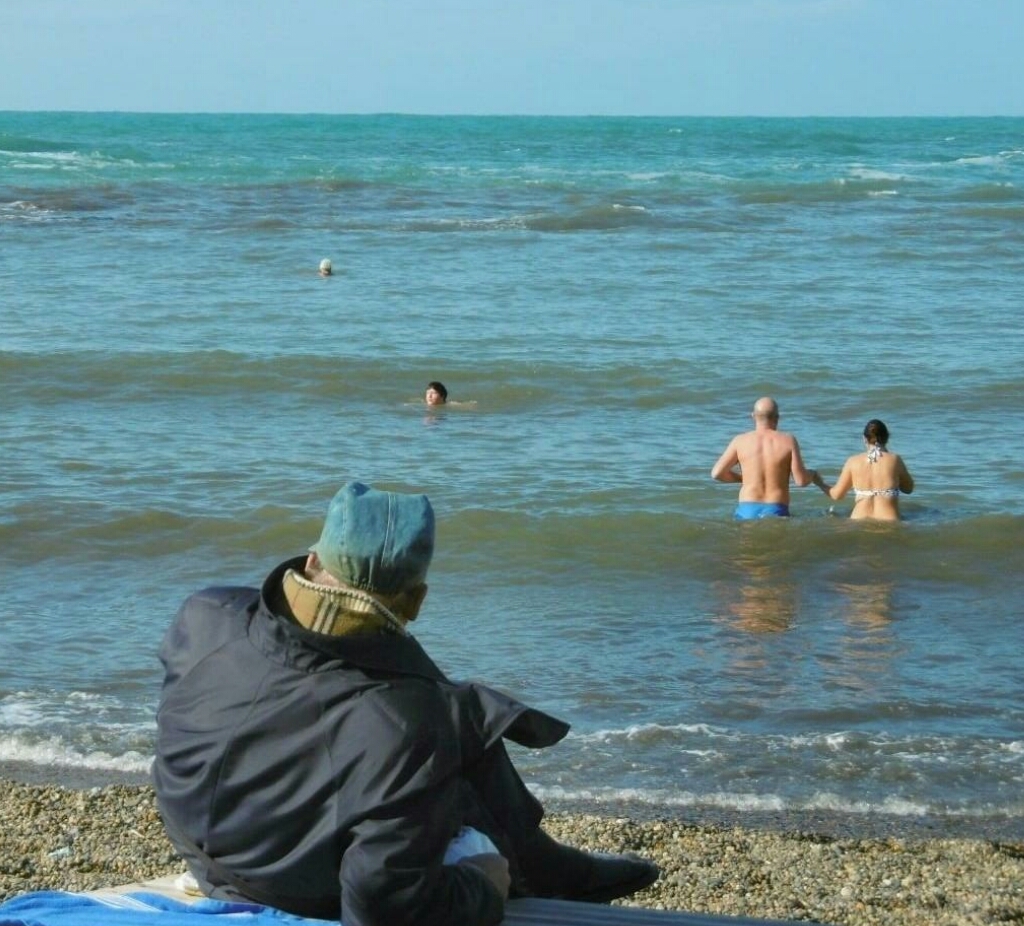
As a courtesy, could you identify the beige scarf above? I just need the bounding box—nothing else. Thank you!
[282,569,407,637]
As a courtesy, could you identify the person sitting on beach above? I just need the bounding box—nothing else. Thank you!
[153,481,658,926]
[711,396,821,519]
[813,418,914,521]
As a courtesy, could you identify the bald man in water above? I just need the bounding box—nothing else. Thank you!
[711,397,822,519]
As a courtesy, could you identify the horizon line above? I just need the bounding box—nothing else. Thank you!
[3,109,1022,119]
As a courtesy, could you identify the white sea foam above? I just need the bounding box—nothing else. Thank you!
[0,734,152,774]
[955,154,1005,166]
[848,166,908,182]
[803,793,929,816]
[0,692,59,728]
[571,722,726,744]
[531,784,921,815]
[577,725,959,755]
[0,691,155,744]
[529,784,1011,818]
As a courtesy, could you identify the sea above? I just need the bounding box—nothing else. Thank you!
[2,113,1022,838]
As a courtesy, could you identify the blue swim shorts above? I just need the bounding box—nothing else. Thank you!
[734,502,790,520]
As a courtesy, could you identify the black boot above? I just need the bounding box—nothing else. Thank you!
[516,828,659,904]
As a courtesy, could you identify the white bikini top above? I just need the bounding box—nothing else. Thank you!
[855,444,899,499]
[854,487,900,499]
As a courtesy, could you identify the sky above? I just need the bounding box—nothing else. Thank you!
[1,0,1021,117]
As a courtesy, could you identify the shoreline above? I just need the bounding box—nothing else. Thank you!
[0,778,1020,925]
[544,796,1024,845]
[3,759,1020,844]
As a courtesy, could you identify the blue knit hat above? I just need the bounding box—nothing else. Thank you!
[310,482,435,595]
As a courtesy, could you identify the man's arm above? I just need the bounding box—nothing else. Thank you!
[788,436,818,487]
[340,701,506,926]
[343,803,506,926]
[818,460,853,501]
[711,439,742,483]
[458,854,510,898]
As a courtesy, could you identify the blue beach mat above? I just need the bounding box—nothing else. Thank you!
[0,891,817,926]
[0,891,334,926]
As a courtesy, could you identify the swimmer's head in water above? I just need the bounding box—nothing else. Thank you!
[425,381,448,406]
[319,259,332,276]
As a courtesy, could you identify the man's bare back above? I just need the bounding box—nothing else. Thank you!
[711,397,818,517]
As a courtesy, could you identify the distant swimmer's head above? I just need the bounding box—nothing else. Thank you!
[319,258,333,276]
[424,381,448,406]
[863,418,889,449]
[751,396,779,425]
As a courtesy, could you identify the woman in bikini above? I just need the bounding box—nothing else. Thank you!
[813,419,914,521]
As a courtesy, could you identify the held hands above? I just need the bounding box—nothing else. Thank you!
[811,470,831,494]
[458,853,511,899]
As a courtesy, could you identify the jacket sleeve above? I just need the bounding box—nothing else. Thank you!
[336,688,506,926]
[462,682,570,750]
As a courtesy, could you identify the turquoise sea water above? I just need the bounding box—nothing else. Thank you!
[1,114,1023,830]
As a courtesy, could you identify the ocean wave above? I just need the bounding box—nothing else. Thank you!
[3,477,1022,578]
[957,205,1024,220]
[0,184,136,216]
[954,152,1023,167]
[848,166,910,183]
[566,722,1023,760]
[0,690,154,733]
[396,203,654,233]
[0,691,155,778]
[530,785,982,819]
[524,203,651,232]
[524,724,1024,818]
[0,199,55,222]
[737,178,917,205]
[572,722,722,744]
[0,134,74,154]
[0,734,152,776]
[402,215,531,232]
[0,724,1015,821]
[0,147,152,179]
[443,507,1024,582]
[947,182,1021,203]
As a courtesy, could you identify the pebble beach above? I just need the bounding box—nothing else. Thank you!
[1,780,1020,926]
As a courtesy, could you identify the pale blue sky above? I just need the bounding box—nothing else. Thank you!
[1,0,1020,116]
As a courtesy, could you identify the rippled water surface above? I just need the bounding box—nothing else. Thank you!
[2,114,1023,828]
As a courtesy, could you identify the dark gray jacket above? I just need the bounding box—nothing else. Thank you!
[153,557,569,926]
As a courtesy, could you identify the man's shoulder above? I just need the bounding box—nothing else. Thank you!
[182,584,260,613]
[733,429,766,453]
[159,585,260,684]
[363,675,451,720]
[175,584,262,630]
[768,428,799,446]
